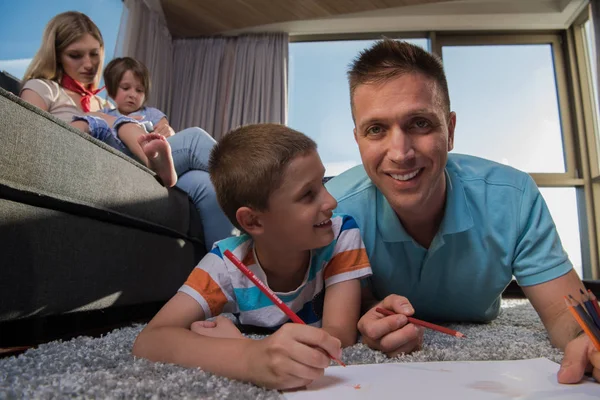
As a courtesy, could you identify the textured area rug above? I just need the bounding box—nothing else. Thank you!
[0,300,565,399]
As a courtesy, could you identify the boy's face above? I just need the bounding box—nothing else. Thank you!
[114,70,146,114]
[258,150,338,251]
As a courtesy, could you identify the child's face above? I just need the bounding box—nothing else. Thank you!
[114,70,146,114]
[259,150,338,251]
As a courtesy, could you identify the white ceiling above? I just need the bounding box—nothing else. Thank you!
[222,0,590,36]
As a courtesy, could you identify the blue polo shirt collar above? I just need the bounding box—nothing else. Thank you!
[377,169,474,243]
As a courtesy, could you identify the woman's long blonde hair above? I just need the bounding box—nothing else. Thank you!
[23,11,105,88]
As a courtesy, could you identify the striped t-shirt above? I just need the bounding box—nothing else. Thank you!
[179,213,372,329]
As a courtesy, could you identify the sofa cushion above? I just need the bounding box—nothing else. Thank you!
[0,199,198,321]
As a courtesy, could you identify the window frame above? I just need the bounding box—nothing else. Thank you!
[433,32,580,185]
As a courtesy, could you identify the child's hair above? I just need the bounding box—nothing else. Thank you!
[23,11,104,87]
[209,123,317,230]
[103,57,151,103]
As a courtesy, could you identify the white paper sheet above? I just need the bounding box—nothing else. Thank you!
[281,358,599,399]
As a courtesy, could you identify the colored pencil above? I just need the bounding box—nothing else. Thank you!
[375,307,466,338]
[564,296,600,351]
[587,289,600,326]
[580,289,600,329]
[568,294,600,338]
[223,249,346,367]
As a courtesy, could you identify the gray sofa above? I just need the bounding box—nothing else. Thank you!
[0,86,205,327]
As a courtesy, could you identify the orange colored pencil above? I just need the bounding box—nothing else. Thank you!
[375,307,466,338]
[564,296,600,351]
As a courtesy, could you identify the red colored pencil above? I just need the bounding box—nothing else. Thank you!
[375,307,466,338]
[223,249,346,367]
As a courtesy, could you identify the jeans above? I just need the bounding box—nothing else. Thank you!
[167,127,234,250]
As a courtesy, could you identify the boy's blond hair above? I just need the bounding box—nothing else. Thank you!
[209,124,317,230]
[23,11,104,88]
[104,57,151,104]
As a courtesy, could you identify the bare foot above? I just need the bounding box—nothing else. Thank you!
[137,133,177,187]
[191,316,244,339]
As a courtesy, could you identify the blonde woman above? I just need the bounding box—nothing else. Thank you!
[20,11,233,251]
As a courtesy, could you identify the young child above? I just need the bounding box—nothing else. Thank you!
[101,57,173,136]
[132,124,372,390]
[74,57,216,189]
[71,58,177,187]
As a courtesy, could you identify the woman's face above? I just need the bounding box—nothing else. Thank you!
[59,33,102,86]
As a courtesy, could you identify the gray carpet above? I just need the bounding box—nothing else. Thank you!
[0,300,565,399]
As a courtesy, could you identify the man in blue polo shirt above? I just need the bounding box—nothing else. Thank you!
[326,39,599,383]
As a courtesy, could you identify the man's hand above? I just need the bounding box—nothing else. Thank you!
[357,294,424,357]
[244,323,342,390]
[558,334,600,383]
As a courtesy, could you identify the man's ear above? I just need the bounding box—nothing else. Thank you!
[236,206,264,236]
[354,127,358,144]
[447,111,456,152]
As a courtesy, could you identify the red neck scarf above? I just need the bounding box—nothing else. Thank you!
[60,74,104,112]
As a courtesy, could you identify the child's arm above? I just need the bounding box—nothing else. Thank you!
[133,292,342,389]
[322,279,362,347]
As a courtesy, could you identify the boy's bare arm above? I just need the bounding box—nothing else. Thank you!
[133,292,341,389]
[321,280,362,347]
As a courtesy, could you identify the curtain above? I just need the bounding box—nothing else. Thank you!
[170,33,288,139]
[114,0,174,116]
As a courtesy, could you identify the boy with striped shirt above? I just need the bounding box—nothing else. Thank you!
[133,124,372,390]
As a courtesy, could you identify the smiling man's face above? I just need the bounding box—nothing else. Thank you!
[352,72,456,219]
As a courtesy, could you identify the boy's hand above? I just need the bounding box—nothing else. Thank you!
[244,323,342,390]
[358,294,424,357]
[191,316,244,339]
[558,334,600,383]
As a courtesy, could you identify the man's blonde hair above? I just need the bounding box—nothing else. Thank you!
[209,124,317,230]
[23,11,104,88]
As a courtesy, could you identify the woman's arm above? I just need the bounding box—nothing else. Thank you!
[134,292,341,389]
[20,89,49,112]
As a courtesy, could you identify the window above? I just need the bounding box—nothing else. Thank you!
[288,38,429,176]
[539,188,583,276]
[0,0,123,81]
[442,44,566,173]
